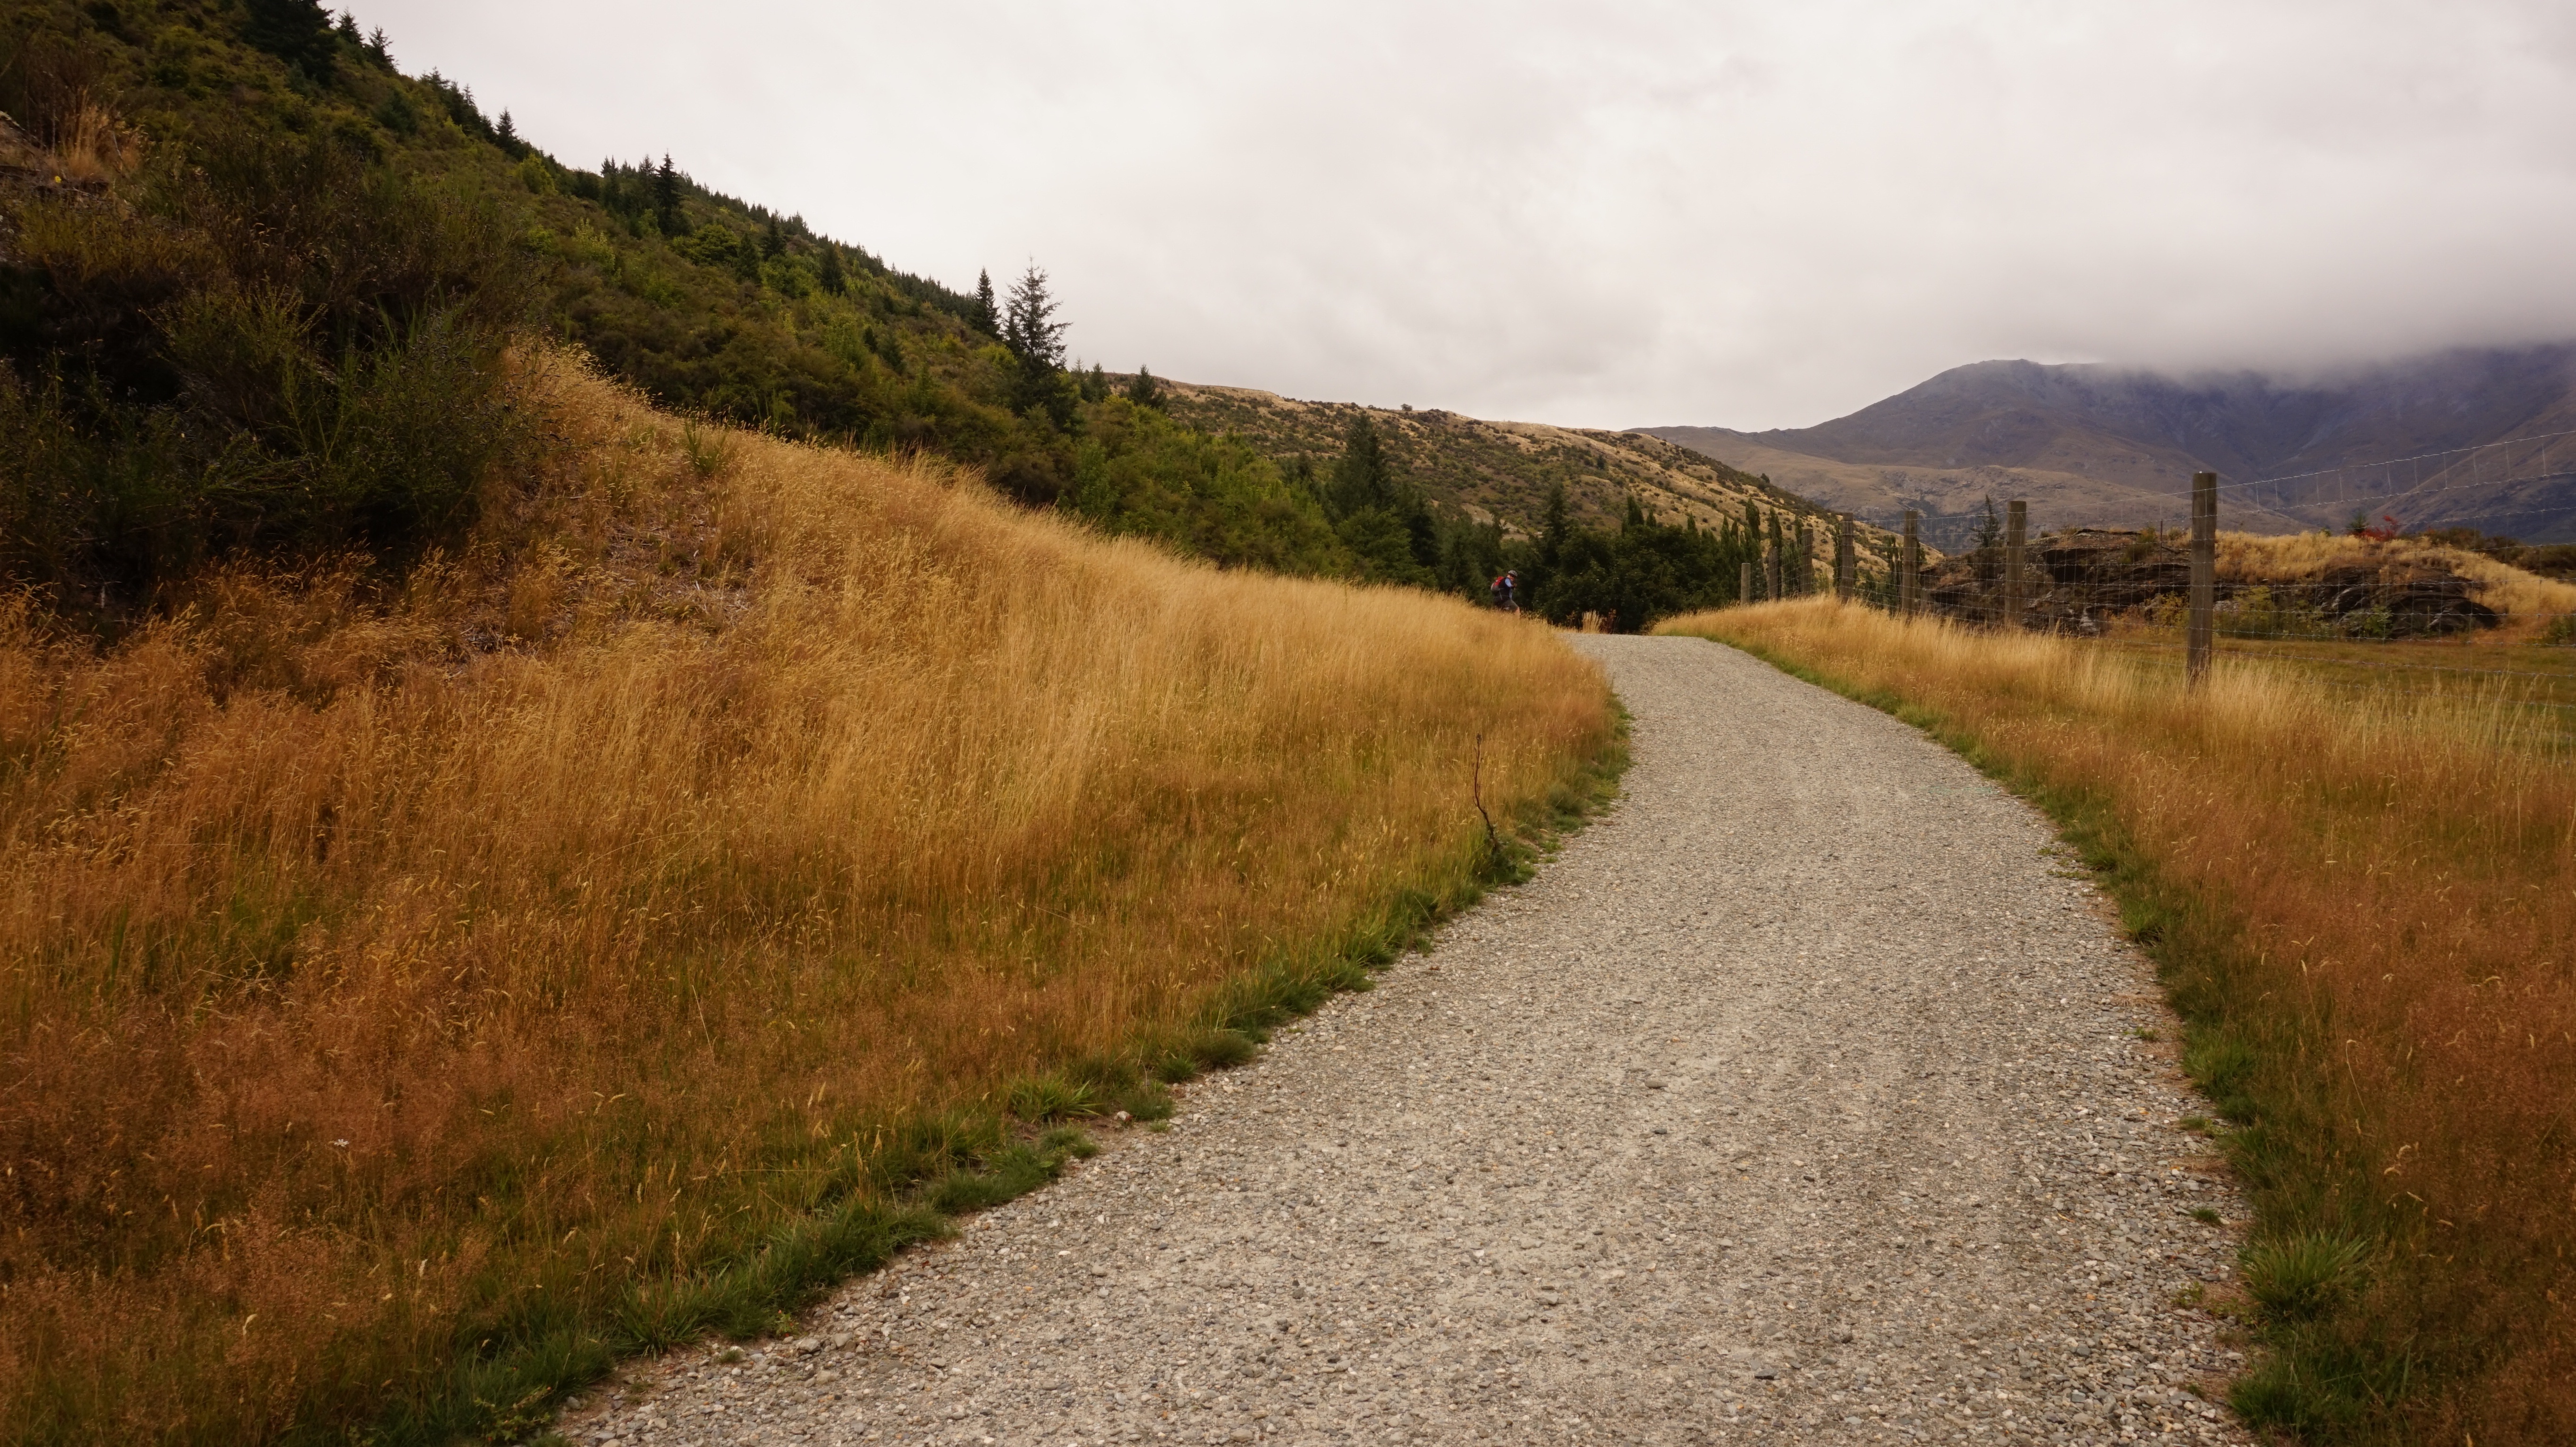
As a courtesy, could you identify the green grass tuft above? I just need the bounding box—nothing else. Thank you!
[1005,1074,1100,1123]
[2243,1233,2371,1324]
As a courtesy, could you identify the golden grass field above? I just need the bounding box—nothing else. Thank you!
[1661,597,2576,1444]
[2218,530,2576,641]
[0,356,1616,1444]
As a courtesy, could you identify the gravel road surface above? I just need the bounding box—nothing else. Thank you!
[564,634,2253,1447]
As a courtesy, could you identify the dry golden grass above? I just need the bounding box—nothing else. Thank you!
[51,102,145,184]
[0,357,1614,1444]
[2217,530,2576,639]
[1661,598,2576,1443]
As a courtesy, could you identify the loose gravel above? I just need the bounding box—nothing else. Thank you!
[560,633,2254,1447]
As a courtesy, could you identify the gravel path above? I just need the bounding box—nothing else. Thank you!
[563,634,2253,1447]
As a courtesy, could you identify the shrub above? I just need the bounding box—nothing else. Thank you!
[0,123,535,597]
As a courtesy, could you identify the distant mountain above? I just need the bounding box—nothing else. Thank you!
[1643,347,2576,549]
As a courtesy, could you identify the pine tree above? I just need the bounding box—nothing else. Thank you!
[1974,493,2003,551]
[1125,365,1163,409]
[652,154,682,235]
[1001,264,1072,425]
[365,26,390,64]
[761,215,785,261]
[974,269,997,334]
[817,244,846,296]
[1327,415,1393,518]
[1001,264,1068,373]
[1540,482,1570,570]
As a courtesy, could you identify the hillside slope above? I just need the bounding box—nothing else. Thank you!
[1647,345,2576,548]
[0,353,1616,1445]
[0,0,1364,605]
[1163,379,1906,554]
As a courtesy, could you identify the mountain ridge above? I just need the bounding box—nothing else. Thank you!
[1644,345,2576,549]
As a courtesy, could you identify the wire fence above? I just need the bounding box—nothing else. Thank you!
[1818,456,2576,748]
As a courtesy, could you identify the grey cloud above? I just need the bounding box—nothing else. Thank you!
[364,0,2576,428]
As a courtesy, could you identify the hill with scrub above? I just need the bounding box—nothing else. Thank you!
[0,0,1881,636]
[1159,379,1912,622]
[0,0,1374,609]
[0,4,1631,1443]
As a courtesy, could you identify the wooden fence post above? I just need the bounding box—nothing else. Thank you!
[2004,500,2027,629]
[2188,471,2216,688]
[1740,558,1752,606]
[1767,540,1782,602]
[1901,510,1921,618]
[1836,514,1855,602]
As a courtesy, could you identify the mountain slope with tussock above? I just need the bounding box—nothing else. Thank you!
[1163,379,1906,555]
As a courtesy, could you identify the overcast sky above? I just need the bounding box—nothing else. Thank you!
[361,1,2576,430]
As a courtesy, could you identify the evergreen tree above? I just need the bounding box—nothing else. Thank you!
[1540,482,1570,570]
[652,154,682,235]
[1327,415,1394,518]
[1125,365,1164,409]
[240,0,338,78]
[1973,493,2003,550]
[1001,265,1067,370]
[974,269,997,333]
[761,214,785,261]
[365,25,390,64]
[1624,493,1648,530]
[1001,264,1072,426]
[817,244,846,295]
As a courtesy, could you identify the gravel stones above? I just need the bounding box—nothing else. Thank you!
[558,634,2253,1446]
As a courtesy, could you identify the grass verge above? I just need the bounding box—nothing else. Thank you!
[435,687,1625,1447]
[1661,598,2576,1447]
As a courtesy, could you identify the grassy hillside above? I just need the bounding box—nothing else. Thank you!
[1164,378,1884,540]
[0,0,1361,608]
[0,354,1618,1444]
[0,5,1628,1441]
[1159,379,1909,626]
[1664,599,2576,1446]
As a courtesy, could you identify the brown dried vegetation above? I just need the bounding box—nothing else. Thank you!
[0,357,1614,1443]
[1665,598,2576,1444]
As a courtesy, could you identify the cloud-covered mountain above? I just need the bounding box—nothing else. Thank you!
[1643,346,2576,549]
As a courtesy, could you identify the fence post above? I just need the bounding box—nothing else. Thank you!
[1740,558,1752,606]
[2004,500,2027,630]
[2188,470,2216,688]
[1767,539,1783,602]
[1836,514,1855,602]
[1901,510,1921,618]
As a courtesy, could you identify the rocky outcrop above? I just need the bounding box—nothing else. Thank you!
[1922,528,2499,637]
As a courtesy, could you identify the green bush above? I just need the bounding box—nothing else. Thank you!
[0,124,533,597]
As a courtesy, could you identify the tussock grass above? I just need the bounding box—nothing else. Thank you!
[0,357,1615,1445]
[1662,598,2576,1446]
[2219,531,2576,638]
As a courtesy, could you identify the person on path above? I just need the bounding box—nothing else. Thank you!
[1489,570,1520,613]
